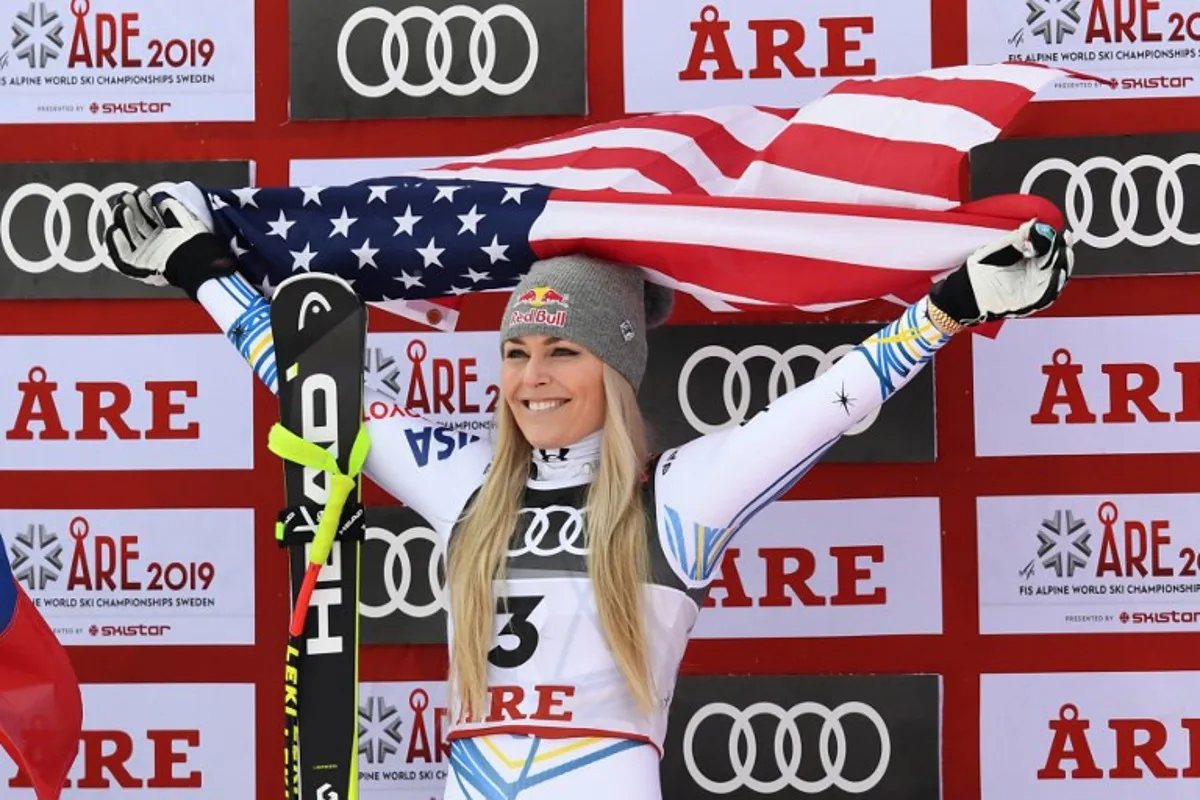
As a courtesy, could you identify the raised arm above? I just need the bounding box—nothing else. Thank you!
[104,190,491,537]
[654,221,1076,586]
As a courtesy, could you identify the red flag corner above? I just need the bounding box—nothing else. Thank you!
[0,533,83,800]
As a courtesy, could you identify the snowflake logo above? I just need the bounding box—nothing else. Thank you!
[364,346,406,402]
[358,695,404,765]
[11,2,64,69]
[9,523,64,590]
[1034,509,1092,578]
[1025,0,1082,45]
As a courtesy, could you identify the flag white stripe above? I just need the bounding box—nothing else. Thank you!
[637,265,768,306]
[730,162,956,211]
[431,127,742,195]
[637,265,902,311]
[791,94,1001,152]
[533,199,1002,271]
[413,165,670,194]
[911,63,1061,92]
[682,106,793,151]
[369,299,460,331]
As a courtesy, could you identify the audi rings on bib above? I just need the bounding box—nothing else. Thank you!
[678,344,881,436]
[683,701,891,795]
[1021,154,1200,249]
[510,506,587,558]
[337,5,538,98]
[360,523,447,619]
[1,181,173,274]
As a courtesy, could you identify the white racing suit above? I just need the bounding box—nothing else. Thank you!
[198,273,950,799]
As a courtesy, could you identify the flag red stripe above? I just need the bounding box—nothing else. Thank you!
[564,113,766,180]
[457,112,772,183]
[763,124,968,203]
[529,237,939,306]
[432,148,707,194]
[755,106,796,120]
[828,76,1035,129]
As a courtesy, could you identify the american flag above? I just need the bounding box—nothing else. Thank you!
[173,63,1085,330]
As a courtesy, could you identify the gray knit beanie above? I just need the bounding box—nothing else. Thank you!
[498,254,675,389]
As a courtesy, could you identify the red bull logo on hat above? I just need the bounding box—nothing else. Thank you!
[511,285,570,327]
[516,286,570,308]
[509,307,567,327]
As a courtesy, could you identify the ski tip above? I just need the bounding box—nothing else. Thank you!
[274,271,358,297]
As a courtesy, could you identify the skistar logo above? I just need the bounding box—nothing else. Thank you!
[89,623,173,637]
[90,99,173,114]
[1111,75,1196,90]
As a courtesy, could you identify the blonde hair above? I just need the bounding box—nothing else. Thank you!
[446,364,654,722]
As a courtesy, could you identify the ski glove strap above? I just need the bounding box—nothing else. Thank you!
[267,423,372,567]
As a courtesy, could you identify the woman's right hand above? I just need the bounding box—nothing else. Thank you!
[104,188,238,300]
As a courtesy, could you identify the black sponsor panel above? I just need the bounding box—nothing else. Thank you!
[0,160,252,299]
[662,674,941,799]
[638,324,936,463]
[289,0,586,120]
[360,505,448,644]
[969,133,1200,276]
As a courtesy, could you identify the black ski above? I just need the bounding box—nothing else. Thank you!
[268,272,367,800]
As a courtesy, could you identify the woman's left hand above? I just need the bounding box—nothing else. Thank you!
[928,218,1075,328]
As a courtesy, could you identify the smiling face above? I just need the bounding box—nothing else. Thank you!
[501,335,606,449]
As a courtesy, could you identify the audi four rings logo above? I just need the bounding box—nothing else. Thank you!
[678,345,882,436]
[1021,154,1200,250]
[360,523,447,620]
[683,701,891,795]
[511,505,587,557]
[1,180,172,274]
[337,5,539,98]
[359,506,584,622]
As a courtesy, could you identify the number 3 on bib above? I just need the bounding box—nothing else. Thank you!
[488,595,543,669]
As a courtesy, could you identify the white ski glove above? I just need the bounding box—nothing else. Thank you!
[928,219,1075,328]
[104,189,237,299]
